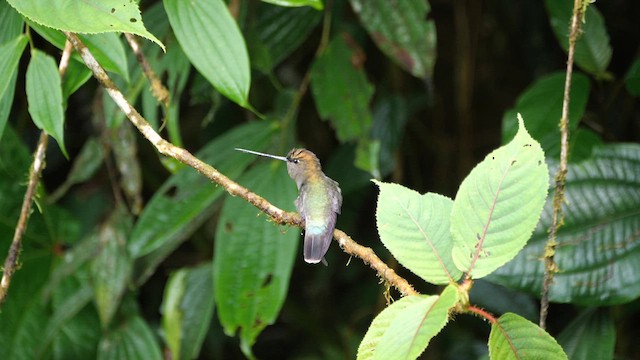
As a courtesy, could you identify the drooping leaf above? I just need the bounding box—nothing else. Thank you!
[350,0,436,80]
[49,138,105,203]
[451,115,549,279]
[489,144,640,305]
[90,206,133,327]
[0,71,18,143]
[371,95,411,177]
[130,121,277,282]
[310,35,374,142]
[26,49,68,157]
[546,0,611,76]
[252,4,322,71]
[214,161,298,358]
[625,58,640,97]
[557,308,615,360]
[357,285,458,360]
[261,0,323,10]
[97,316,163,360]
[61,59,92,98]
[7,0,164,50]
[0,1,24,44]
[164,0,251,108]
[374,180,462,284]
[502,72,590,159]
[489,313,568,360]
[0,35,28,111]
[162,263,215,360]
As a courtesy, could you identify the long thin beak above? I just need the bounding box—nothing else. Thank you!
[235,148,288,162]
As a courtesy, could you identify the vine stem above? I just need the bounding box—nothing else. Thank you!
[64,32,419,298]
[539,0,585,330]
[0,40,74,307]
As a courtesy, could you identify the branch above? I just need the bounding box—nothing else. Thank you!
[540,0,585,329]
[64,32,419,298]
[0,40,75,307]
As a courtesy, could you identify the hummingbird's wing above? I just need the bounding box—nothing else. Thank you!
[296,184,335,265]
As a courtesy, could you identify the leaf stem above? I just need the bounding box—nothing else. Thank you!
[540,0,586,330]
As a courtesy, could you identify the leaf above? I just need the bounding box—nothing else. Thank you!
[130,121,277,279]
[357,285,458,360]
[6,0,164,51]
[26,49,68,157]
[162,263,215,360]
[90,206,133,327]
[0,1,24,44]
[625,57,640,97]
[557,308,615,360]
[451,115,549,279]
[489,144,640,305]
[62,59,92,98]
[261,0,323,10]
[112,120,143,214]
[502,72,590,159]
[310,35,374,142]
[371,95,411,177]
[214,161,298,358]
[252,4,322,71]
[0,71,18,144]
[350,0,436,80]
[489,313,568,360]
[50,137,105,203]
[97,316,163,360]
[546,0,611,76]
[374,180,462,284]
[0,35,28,110]
[164,0,251,108]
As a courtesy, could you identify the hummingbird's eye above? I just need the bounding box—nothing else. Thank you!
[292,159,299,164]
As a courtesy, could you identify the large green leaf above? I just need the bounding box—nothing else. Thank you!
[502,72,590,159]
[0,1,24,44]
[252,4,321,71]
[7,0,164,50]
[350,0,436,80]
[557,308,615,360]
[357,285,457,360]
[489,144,640,305]
[451,116,549,279]
[625,58,640,97]
[310,35,374,142]
[546,0,611,76]
[0,35,28,112]
[90,206,133,328]
[97,316,162,360]
[130,121,277,281]
[489,313,567,360]
[374,180,461,284]
[162,263,215,360]
[26,49,68,157]
[214,161,298,358]
[164,0,251,108]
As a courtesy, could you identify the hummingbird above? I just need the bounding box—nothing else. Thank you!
[236,148,342,265]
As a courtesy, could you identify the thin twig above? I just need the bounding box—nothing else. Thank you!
[539,0,585,330]
[64,32,419,298]
[0,40,75,307]
[124,33,169,109]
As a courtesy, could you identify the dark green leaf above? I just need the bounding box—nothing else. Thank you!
[502,72,590,159]
[557,308,615,360]
[90,206,133,327]
[7,0,164,50]
[50,138,105,203]
[490,144,640,305]
[62,59,92,98]
[164,0,250,107]
[162,263,215,360]
[130,121,277,282]
[350,0,436,79]
[0,35,28,111]
[371,95,410,177]
[546,0,611,76]
[214,161,298,358]
[311,35,374,142]
[625,58,640,97]
[26,49,68,157]
[97,316,163,360]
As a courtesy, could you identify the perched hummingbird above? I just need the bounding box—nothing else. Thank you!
[236,148,342,265]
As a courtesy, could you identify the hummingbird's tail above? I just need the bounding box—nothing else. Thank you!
[303,224,333,265]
